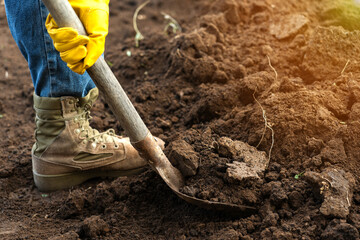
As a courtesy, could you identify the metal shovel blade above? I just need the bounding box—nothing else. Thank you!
[42,0,257,215]
[133,132,257,215]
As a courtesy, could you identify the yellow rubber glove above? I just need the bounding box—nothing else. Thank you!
[45,0,109,74]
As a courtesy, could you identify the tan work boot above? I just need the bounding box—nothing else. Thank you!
[32,88,162,192]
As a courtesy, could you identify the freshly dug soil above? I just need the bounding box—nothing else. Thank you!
[1,0,360,239]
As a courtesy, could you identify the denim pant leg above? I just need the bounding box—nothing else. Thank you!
[4,0,96,97]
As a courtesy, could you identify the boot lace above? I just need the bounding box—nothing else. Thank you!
[73,102,120,149]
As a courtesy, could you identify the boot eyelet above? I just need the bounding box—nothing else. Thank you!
[101,144,107,149]
[114,144,119,149]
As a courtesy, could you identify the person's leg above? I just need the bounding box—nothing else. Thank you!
[4,0,165,192]
[4,0,95,97]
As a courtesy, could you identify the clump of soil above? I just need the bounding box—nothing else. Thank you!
[169,127,267,207]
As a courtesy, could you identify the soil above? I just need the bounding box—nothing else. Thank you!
[1,0,360,239]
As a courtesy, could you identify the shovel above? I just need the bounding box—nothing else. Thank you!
[41,0,256,215]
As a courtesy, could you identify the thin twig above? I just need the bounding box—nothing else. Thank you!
[133,0,150,47]
[341,59,350,75]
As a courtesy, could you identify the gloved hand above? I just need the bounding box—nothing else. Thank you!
[45,0,109,74]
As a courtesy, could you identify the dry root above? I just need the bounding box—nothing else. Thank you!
[267,55,278,81]
[341,59,350,75]
[252,55,277,161]
[253,93,275,161]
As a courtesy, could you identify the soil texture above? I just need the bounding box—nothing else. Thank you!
[1,0,360,239]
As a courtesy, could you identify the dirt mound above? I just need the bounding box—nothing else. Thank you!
[2,0,360,239]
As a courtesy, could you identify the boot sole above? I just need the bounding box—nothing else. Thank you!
[33,168,145,192]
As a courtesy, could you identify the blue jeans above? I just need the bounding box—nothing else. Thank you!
[4,0,96,97]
